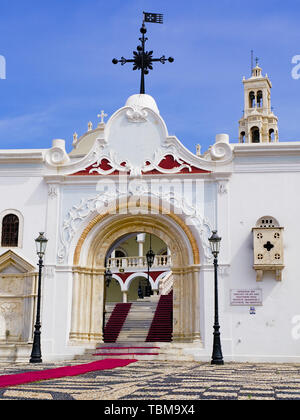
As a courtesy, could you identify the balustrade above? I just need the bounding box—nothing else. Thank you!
[107,255,171,270]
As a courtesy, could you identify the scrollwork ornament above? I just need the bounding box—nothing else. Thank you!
[57,190,213,264]
[210,142,233,162]
[126,107,148,123]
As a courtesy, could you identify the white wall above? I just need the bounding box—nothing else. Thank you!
[226,167,300,361]
[0,176,48,264]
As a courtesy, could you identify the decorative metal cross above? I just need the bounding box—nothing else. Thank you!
[97,110,108,125]
[112,15,174,94]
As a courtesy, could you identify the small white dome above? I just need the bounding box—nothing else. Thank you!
[125,94,160,114]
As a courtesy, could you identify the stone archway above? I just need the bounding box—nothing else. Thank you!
[69,203,201,345]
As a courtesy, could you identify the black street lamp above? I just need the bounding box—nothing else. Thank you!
[105,268,113,288]
[103,268,113,329]
[209,230,224,366]
[146,234,155,297]
[30,232,48,364]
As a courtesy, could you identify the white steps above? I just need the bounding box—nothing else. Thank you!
[116,300,157,342]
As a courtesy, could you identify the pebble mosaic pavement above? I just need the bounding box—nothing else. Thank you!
[0,360,300,400]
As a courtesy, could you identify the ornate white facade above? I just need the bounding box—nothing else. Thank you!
[1,66,300,363]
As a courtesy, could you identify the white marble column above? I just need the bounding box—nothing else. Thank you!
[136,233,146,257]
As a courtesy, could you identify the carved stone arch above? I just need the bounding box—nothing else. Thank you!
[69,199,202,345]
[72,198,201,267]
[84,215,193,268]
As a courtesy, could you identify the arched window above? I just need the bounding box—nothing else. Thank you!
[251,126,260,143]
[249,91,256,108]
[1,214,19,247]
[114,249,126,268]
[257,91,263,108]
[115,250,126,258]
[269,129,275,142]
[240,131,246,143]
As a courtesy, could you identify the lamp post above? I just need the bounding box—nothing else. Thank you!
[209,230,224,366]
[146,234,155,297]
[103,268,113,329]
[105,268,113,288]
[30,232,48,364]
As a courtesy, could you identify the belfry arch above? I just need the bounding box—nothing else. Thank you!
[69,199,202,345]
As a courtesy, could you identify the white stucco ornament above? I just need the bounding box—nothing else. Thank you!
[45,139,70,167]
[203,134,233,163]
[125,94,160,115]
[51,94,232,178]
[103,94,165,174]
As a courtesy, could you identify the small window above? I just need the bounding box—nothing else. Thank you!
[1,214,19,247]
[249,91,256,108]
[251,126,260,143]
[257,91,263,108]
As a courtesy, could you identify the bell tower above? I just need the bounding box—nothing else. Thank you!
[238,61,279,144]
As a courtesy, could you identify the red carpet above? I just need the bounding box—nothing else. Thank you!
[146,291,173,342]
[104,303,132,343]
[0,359,137,389]
[96,346,160,350]
[93,353,159,356]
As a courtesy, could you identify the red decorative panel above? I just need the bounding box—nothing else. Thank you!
[71,159,129,176]
[142,154,211,175]
[70,155,210,176]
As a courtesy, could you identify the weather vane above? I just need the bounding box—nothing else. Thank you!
[112,12,174,94]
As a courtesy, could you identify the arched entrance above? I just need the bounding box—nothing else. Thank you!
[69,201,201,345]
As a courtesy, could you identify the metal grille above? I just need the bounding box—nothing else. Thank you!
[1,214,19,247]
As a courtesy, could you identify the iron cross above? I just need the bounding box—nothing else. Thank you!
[112,21,174,94]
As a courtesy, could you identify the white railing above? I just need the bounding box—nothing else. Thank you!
[159,271,173,295]
[107,255,171,270]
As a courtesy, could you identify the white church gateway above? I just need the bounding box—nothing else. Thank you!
[0,63,300,363]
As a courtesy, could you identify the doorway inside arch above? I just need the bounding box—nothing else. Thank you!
[104,232,173,343]
[105,232,172,304]
[128,276,152,301]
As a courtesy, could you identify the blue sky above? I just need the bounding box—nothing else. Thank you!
[0,0,300,153]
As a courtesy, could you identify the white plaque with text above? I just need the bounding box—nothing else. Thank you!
[230,289,263,306]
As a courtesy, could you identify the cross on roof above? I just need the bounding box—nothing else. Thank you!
[97,110,108,125]
[112,15,174,94]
